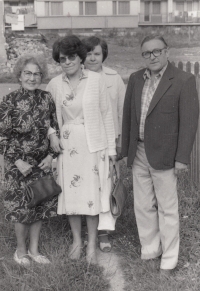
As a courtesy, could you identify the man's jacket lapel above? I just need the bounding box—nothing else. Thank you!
[135,71,145,124]
[147,62,174,117]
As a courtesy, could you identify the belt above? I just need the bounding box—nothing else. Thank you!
[64,118,84,125]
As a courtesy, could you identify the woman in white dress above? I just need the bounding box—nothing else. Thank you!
[82,36,125,252]
[47,35,116,264]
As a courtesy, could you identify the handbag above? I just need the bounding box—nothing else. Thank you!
[110,165,128,218]
[25,175,62,209]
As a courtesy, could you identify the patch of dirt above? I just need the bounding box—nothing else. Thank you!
[97,249,125,291]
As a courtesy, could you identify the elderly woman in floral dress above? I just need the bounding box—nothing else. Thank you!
[0,54,59,266]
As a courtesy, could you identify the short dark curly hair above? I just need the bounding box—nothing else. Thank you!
[13,54,48,82]
[52,35,87,64]
[82,36,108,63]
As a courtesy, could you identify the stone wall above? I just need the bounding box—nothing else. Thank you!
[1,35,62,78]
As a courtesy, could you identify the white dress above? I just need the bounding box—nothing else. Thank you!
[57,78,108,216]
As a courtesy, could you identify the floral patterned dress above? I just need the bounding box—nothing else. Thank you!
[56,74,109,216]
[0,87,59,224]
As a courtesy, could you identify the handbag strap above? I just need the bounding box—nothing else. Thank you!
[110,163,119,185]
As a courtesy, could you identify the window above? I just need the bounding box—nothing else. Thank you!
[45,2,63,16]
[51,2,63,15]
[79,1,84,15]
[45,2,50,15]
[118,1,130,15]
[144,1,150,21]
[176,2,184,12]
[85,2,97,15]
[113,1,117,15]
[152,2,161,14]
[187,2,192,11]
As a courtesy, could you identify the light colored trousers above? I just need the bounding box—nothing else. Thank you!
[132,142,179,270]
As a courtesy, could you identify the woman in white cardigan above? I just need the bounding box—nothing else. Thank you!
[47,35,116,264]
[82,36,125,252]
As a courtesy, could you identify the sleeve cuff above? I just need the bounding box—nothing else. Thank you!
[108,149,117,156]
[48,148,59,159]
[116,135,122,147]
[48,127,56,138]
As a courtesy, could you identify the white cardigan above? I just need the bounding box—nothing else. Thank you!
[101,66,125,144]
[102,66,126,138]
[46,70,116,156]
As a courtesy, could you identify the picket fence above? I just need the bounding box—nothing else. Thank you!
[172,61,200,187]
[0,61,200,186]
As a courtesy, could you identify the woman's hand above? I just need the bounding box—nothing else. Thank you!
[38,155,53,173]
[15,159,33,177]
[109,155,117,165]
[49,133,64,153]
[116,146,124,161]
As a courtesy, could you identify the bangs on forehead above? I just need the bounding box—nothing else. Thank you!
[85,43,96,53]
[84,38,100,52]
[60,49,77,56]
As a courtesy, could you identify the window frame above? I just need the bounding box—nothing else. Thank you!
[118,1,130,15]
[45,1,63,16]
[85,1,97,16]
[152,1,161,14]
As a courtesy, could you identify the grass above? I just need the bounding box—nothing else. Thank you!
[113,163,200,291]
[0,183,109,291]
[0,163,200,290]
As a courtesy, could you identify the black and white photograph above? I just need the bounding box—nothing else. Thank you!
[0,1,200,290]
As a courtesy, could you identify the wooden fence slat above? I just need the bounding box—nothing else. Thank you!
[173,61,200,187]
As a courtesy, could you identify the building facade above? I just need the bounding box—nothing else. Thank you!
[35,0,139,29]
[139,0,200,24]
[3,0,200,30]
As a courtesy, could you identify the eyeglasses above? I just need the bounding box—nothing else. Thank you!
[59,54,77,63]
[23,71,42,78]
[142,48,167,59]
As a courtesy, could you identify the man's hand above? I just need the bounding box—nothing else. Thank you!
[49,133,64,153]
[174,161,188,175]
[38,155,53,173]
[15,159,33,177]
[122,156,128,165]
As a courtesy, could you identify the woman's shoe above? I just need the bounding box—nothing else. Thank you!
[84,232,88,246]
[13,250,30,267]
[28,250,51,264]
[98,234,112,253]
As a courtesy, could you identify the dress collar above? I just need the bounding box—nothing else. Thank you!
[62,66,88,83]
[19,86,38,96]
